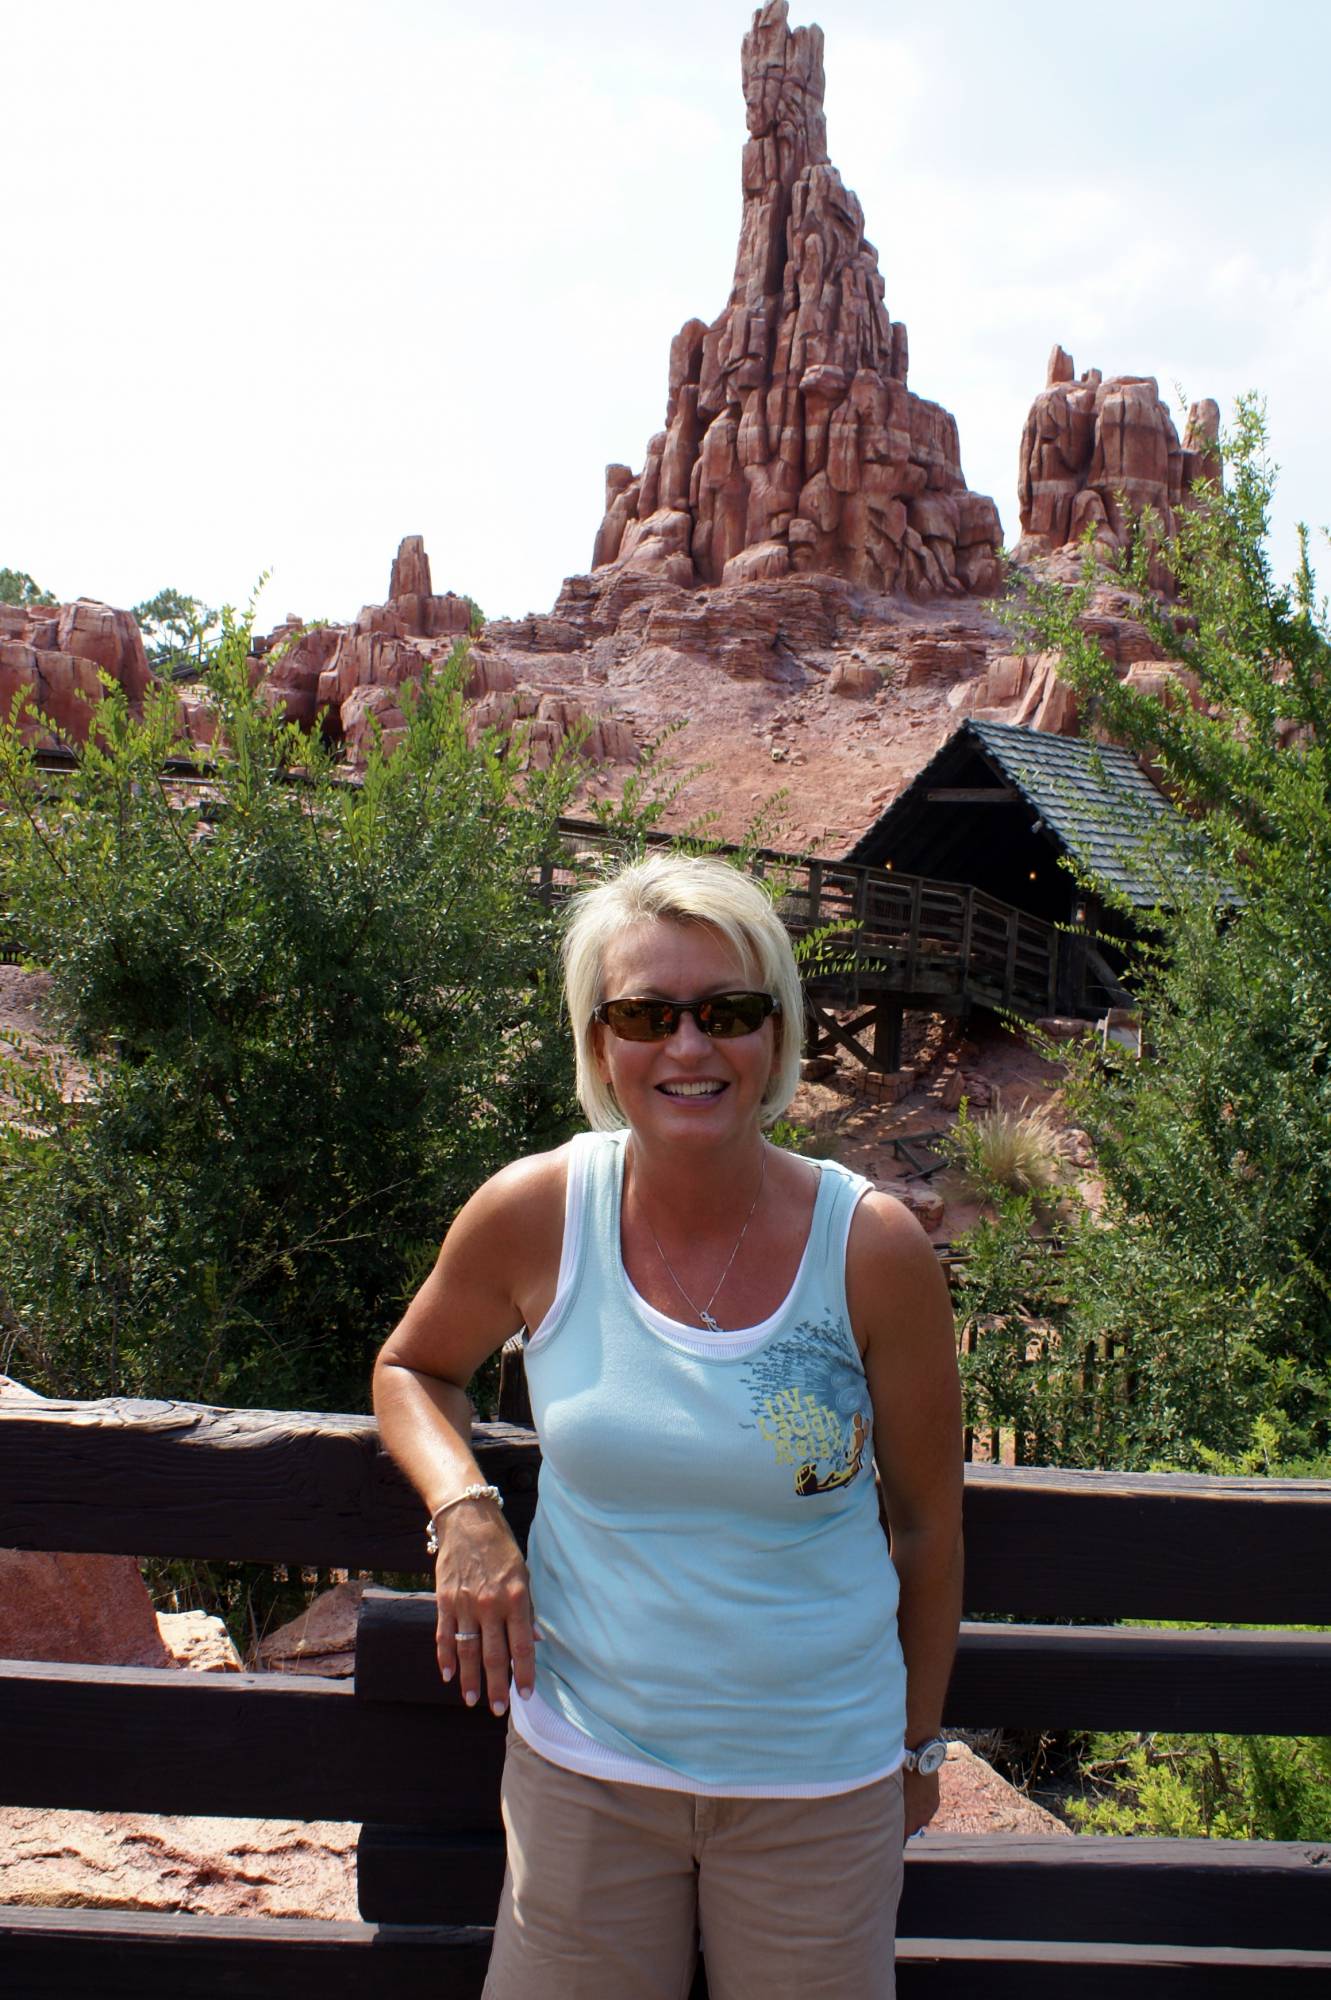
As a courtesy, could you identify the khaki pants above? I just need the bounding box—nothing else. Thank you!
[482,1726,905,2000]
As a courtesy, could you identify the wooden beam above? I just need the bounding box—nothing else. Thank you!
[7,1907,1327,2000]
[358,1825,504,1925]
[0,1401,539,1570]
[961,1463,1331,1624]
[356,1828,1331,1945]
[353,1593,1331,1737]
[3,1402,1329,1624]
[924,787,1021,803]
[805,1001,874,1065]
[945,1622,1331,1735]
[902,1836,1331,1950]
[0,1908,493,2000]
[895,1938,1331,1995]
[0,1659,506,1824]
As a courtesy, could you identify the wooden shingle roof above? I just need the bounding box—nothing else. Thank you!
[846,720,1193,909]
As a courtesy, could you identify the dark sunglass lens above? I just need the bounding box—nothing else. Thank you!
[603,998,672,1040]
[701,994,769,1037]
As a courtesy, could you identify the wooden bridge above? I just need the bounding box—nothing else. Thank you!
[1,758,1115,1049]
[2,1393,1329,1994]
[544,819,1109,1070]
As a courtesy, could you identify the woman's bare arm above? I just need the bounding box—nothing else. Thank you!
[849,1190,963,1838]
[371,1149,566,1714]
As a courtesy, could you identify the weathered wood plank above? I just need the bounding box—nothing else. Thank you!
[0,1659,505,1823]
[358,1825,505,1924]
[354,1591,1331,1735]
[925,787,1021,803]
[946,1623,1331,1734]
[0,1908,493,2000]
[0,1401,538,1569]
[4,1908,1330,2000]
[961,1462,1331,1622]
[3,1400,1329,1622]
[356,1828,1331,1942]
[895,1938,1331,1995]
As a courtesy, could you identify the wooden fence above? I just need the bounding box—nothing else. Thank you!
[2,1396,1329,1995]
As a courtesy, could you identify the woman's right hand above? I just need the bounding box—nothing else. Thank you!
[433,1496,537,1715]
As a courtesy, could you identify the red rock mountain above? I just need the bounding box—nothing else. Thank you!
[592,0,1002,603]
[4,7,1218,853]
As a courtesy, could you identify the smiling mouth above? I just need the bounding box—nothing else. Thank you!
[658,1081,727,1099]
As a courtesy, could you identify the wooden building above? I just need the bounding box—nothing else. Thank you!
[844,719,1194,1014]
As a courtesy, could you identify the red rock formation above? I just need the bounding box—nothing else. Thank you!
[591,1,1002,601]
[0,598,151,746]
[1016,344,1220,561]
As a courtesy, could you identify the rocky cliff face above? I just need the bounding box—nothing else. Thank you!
[1016,345,1220,569]
[591,0,1002,602]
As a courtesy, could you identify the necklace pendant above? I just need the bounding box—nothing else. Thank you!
[699,1310,722,1332]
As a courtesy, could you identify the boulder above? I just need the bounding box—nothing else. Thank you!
[158,1610,244,1672]
[256,1580,365,1679]
[933,1741,1072,1836]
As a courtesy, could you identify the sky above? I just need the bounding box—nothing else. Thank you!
[6,0,1329,628]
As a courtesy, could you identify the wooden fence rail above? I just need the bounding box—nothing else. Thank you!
[2,1396,1329,1996]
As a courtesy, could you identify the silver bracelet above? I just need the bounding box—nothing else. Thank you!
[425,1483,504,1555]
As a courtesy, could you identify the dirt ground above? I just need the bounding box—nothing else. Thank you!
[788,1008,1076,1242]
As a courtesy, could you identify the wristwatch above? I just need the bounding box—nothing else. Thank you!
[902,1735,949,1776]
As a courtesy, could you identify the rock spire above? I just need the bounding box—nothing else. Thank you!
[592,1,1002,600]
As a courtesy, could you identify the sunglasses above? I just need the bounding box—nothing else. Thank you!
[592,991,780,1042]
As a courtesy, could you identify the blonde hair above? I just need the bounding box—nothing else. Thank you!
[562,851,804,1132]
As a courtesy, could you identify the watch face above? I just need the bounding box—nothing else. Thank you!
[912,1739,948,1775]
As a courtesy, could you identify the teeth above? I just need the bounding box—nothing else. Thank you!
[661,1082,723,1097]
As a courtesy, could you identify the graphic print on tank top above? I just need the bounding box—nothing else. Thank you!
[741,1314,873,1496]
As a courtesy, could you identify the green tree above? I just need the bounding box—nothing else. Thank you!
[0,568,55,607]
[987,398,1331,1467]
[0,602,617,1412]
[132,587,221,675]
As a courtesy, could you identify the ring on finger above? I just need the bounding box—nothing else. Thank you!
[455,1629,481,1642]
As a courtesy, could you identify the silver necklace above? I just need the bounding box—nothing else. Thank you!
[635,1147,768,1332]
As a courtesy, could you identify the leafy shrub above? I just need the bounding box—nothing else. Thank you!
[0,604,612,1411]
[980,399,1331,1469]
[1069,1729,1331,1841]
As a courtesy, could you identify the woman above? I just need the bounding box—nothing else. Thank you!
[373,852,962,2000]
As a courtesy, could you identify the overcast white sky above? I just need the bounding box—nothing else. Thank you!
[6,0,1329,626]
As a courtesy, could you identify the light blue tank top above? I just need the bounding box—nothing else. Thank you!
[522,1129,907,1791]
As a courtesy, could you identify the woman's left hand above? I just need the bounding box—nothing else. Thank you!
[903,1766,941,1840]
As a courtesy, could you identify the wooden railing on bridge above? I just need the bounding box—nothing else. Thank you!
[2,1395,1329,1995]
[544,819,1063,1027]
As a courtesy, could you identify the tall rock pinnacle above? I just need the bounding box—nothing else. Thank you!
[592,1,1002,599]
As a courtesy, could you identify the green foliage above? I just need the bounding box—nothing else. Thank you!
[0,600,612,1412]
[132,587,222,675]
[1069,1729,1331,1841]
[991,400,1331,1467]
[0,568,55,607]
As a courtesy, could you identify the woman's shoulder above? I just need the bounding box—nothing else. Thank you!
[463,1130,621,1230]
[470,1139,576,1218]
